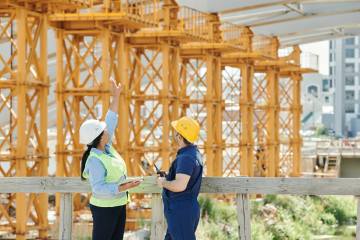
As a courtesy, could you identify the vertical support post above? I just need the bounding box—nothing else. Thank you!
[266,68,279,177]
[236,194,251,240]
[118,33,131,173]
[55,29,65,213]
[205,55,215,176]
[161,44,171,170]
[180,59,188,116]
[59,193,73,240]
[134,49,143,176]
[170,46,180,160]
[101,29,111,117]
[39,13,49,239]
[151,194,166,240]
[274,70,280,177]
[171,48,180,119]
[239,28,255,177]
[15,8,27,240]
[73,36,81,210]
[240,63,254,177]
[292,73,302,176]
[214,57,223,176]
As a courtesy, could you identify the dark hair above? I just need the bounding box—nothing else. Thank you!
[181,135,192,145]
[80,132,104,180]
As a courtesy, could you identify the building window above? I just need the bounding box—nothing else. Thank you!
[345,63,355,73]
[345,103,355,113]
[345,37,355,45]
[329,79,333,88]
[308,85,318,97]
[345,76,355,86]
[330,41,333,49]
[345,90,355,101]
[345,49,355,58]
[322,79,329,92]
[325,96,330,103]
[329,66,333,75]
[329,53,332,62]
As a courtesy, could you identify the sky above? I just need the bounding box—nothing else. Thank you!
[300,41,329,76]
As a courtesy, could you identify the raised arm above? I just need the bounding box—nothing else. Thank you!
[110,78,122,113]
[105,79,122,145]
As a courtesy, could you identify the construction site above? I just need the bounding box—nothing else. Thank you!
[0,0,360,239]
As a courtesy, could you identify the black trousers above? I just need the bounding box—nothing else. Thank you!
[90,204,126,240]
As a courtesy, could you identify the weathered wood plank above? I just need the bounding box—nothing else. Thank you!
[200,177,360,195]
[150,193,166,240]
[0,177,359,195]
[59,193,73,240]
[236,194,251,240]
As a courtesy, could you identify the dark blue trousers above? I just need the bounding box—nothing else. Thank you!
[90,204,126,240]
[163,198,200,240]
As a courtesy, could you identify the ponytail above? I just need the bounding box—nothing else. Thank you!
[81,131,104,180]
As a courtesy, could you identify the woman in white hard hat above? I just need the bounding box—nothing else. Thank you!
[80,79,142,240]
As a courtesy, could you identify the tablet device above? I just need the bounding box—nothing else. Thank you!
[121,177,144,184]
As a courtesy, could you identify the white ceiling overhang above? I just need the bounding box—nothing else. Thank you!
[178,0,360,46]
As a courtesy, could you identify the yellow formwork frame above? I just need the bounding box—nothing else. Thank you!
[55,31,110,212]
[221,64,242,176]
[0,0,314,237]
[279,46,307,177]
[253,37,280,177]
[125,43,180,175]
[52,0,162,214]
[125,1,199,175]
[0,6,49,239]
[180,51,223,176]
[221,27,255,177]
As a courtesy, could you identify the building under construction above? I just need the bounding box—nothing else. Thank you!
[0,0,359,239]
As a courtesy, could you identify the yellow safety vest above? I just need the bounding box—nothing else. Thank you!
[83,146,129,207]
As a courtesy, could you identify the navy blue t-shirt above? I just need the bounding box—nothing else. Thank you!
[163,144,203,199]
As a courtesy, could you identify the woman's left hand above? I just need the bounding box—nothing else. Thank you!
[111,78,123,96]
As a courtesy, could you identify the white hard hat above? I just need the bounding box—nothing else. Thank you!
[79,119,107,145]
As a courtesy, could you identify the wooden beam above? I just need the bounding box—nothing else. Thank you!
[1,177,360,195]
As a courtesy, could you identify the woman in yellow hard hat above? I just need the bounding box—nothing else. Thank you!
[157,116,203,240]
[80,79,143,240]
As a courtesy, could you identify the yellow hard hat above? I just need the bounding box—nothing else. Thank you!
[171,117,200,143]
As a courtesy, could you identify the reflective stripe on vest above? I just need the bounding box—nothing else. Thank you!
[83,146,128,202]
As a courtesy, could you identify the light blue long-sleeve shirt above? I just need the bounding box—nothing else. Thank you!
[83,110,122,197]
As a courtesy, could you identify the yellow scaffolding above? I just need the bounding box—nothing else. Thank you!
[253,37,280,177]
[0,5,49,239]
[0,0,318,238]
[279,46,317,176]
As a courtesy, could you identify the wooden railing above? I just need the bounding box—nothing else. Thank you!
[1,177,360,240]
